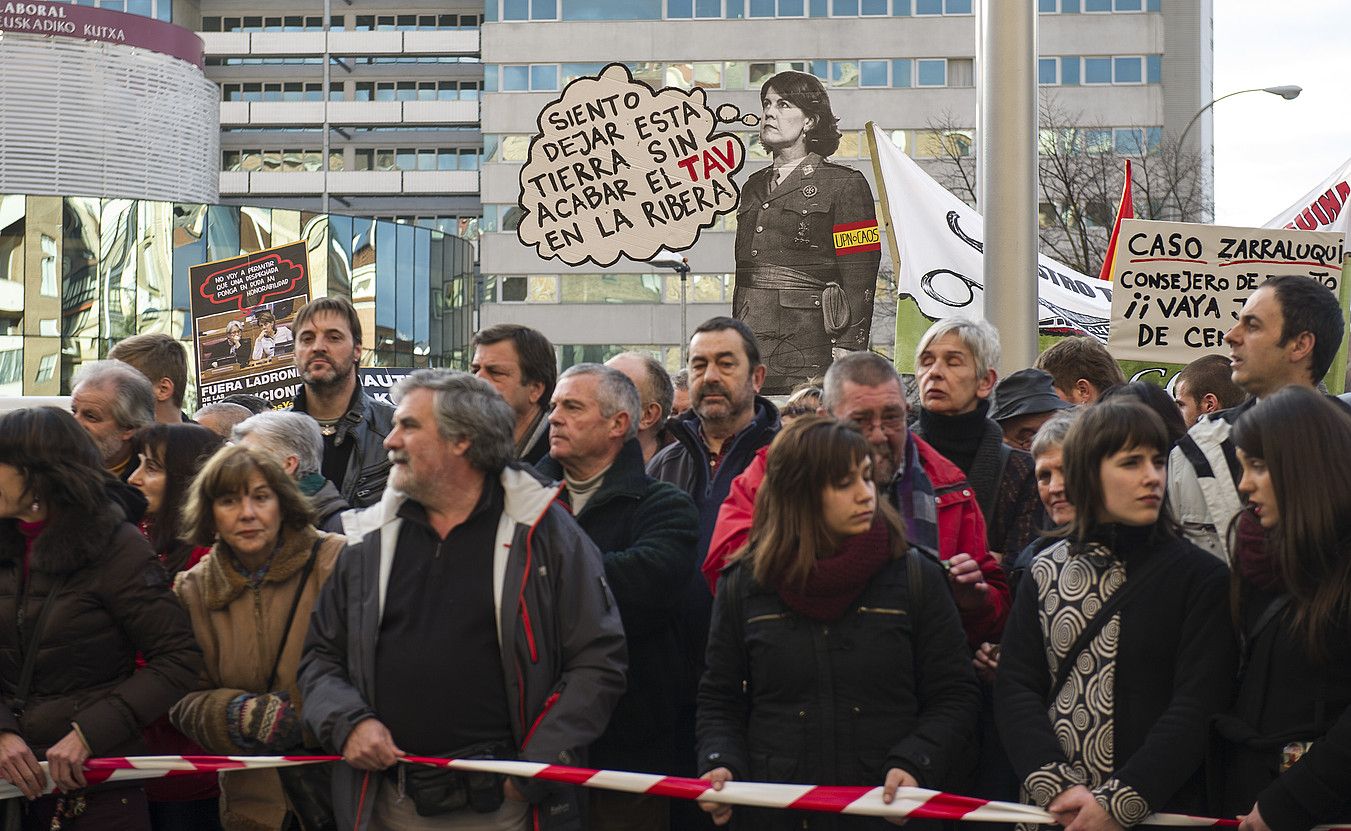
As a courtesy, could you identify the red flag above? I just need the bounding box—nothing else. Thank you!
[1098,160,1134,282]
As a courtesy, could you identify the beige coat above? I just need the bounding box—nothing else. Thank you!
[172,525,344,831]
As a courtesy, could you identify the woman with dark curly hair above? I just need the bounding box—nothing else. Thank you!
[0,407,201,830]
[128,422,226,831]
[732,70,881,394]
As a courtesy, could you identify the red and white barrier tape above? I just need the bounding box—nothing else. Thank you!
[2,755,1345,830]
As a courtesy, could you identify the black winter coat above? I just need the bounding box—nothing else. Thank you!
[1215,582,1351,831]
[537,438,699,774]
[697,549,980,830]
[996,528,1237,823]
[647,397,781,703]
[0,503,202,756]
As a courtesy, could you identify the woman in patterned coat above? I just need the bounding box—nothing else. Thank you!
[995,401,1237,830]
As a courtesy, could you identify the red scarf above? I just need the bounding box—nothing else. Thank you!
[1235,508,1283,591]
[776,517,895,621]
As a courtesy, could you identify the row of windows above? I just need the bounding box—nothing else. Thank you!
[486,0,1156,21]
[219,81,483,103]
[486,54,1158,94]
[201,14,483,32]
[485,124,1159,165]
[370,216,481,237]
[485,273,734,304]
[1042,0,1152,9]
[65,0,171,22]
[222,148,483,172]
[486,58,978,93]
[222,127,479,135]
[1039,55,1161,86]
[206,57,482,66]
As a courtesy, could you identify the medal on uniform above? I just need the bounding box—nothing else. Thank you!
[794,219,811,248]
[803,164,815,177]
[802,185,818,198]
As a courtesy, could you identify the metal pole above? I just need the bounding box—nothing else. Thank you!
[978,0,1038,375]
[321,0,331,215]
[679,261,690,365]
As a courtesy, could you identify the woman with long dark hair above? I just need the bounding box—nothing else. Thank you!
[130,422,224,575]
[996,401,1236,830]
[129,423,225,831]
[1221,386,1351,831]
[0,407,201,830]
[697,416,978,829]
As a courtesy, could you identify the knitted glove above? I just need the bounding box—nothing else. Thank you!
[225,691,302,752]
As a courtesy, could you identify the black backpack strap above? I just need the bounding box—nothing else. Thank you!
[12,574,70,719]
[1175,434,1215,479]
[266,538,323,690]
[1218,439,1244,489]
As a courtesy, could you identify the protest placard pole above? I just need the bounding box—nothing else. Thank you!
[977,0,1039,374]
[1328,241,1351,396]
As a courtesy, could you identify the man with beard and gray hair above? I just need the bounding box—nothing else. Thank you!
[288,295,393,508]
[703,351,1008,645]
[71,359,156,481]
[233,410,351,532]
[300,369,626,831]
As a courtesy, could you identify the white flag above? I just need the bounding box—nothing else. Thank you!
[1263,155,1351,232]
[867,123,1113,341]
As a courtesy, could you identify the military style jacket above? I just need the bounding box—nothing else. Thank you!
[734,153,881,350]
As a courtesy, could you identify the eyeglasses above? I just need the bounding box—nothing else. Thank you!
[849,412,906,432]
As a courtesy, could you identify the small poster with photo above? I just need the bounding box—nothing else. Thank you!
[190,240,311,408]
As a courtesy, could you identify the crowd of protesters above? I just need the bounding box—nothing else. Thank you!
[0,278,1345,831]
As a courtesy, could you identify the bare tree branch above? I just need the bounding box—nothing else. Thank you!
[923,93,1212,276]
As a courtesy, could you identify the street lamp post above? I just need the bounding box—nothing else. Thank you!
[651,250,692,364]
[1179,85,1302,151]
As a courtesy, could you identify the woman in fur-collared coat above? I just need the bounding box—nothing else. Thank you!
[171,445,344,831]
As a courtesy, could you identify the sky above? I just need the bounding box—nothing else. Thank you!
[1212,0,1351,227]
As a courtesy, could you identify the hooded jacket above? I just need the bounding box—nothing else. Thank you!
[298,465,627,831]
[0,502,202,757]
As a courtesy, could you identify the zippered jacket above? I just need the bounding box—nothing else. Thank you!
[298,464,628,831]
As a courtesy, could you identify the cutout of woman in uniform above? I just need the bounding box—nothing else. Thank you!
[733,71,881,395]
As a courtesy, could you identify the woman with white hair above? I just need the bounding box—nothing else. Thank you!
[912,317,1045,561]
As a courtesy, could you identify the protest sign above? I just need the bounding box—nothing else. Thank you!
[516,62,747,268]
[866,123,1114,372]
[1265,154,1351,233]
[191,241,310,407]
[359,367,416,406]
[1107,219,1345,365]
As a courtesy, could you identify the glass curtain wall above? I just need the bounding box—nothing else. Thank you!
[0,193,474,407]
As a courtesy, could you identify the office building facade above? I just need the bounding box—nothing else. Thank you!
[186,0,484,238]
[0,3,218,203]
[478,0,1213,369]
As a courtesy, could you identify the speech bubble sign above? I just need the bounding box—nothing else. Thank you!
[195,245,307,311]
[516,63,747,268]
